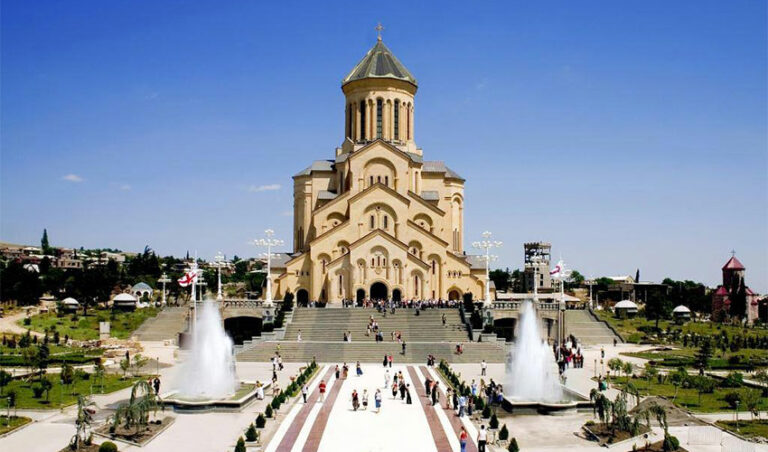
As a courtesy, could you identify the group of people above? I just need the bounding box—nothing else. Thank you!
[336,298,463,310]
[554,335,583,374]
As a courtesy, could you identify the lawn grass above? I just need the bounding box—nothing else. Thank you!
[609,376,768,413]
[18,308,158,340]
[715,419,768,440]
[3,373,137,409]
[621,347,768,370]
[0,415,32,435]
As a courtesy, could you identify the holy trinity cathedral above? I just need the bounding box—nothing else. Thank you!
[268,35,489,305]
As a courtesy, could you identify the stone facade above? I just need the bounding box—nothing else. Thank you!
[268,38,487,305]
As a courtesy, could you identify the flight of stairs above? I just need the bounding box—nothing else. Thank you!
[564,309,622,345]
[237,308,505,363]
[133,306,188,342]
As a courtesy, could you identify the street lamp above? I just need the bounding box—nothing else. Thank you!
[158,273,171,306]
[472,231,502,304]
[253,229,284,307]
[214,251,225,301]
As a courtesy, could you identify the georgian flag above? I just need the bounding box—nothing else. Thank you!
[178,271,198,287]
[550,260,564,278]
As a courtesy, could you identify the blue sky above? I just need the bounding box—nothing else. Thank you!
[2,1,766,291]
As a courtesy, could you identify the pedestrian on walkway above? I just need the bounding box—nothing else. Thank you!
[425,375,432,397]
[318,380,327,402]
[401,341,407,355]
[362,389,369,410]
[391,381,398,399]
[458,394,467,417]
[481,359,487,376]
[335,365,340,379]
[431,382,439,406]
[297,329,302,342]
[477,425,487,452]
[405,384,412,404]
[356,361,363,377]
[351,389,360,411]
[302,383,309,403]
[399,380,406,400]
[388,354,393,368]
[459,426,468,452]
[445,388,453,409]
[383,354,388,367]
[442,313,447,326]
[384,369,390,388]
[342,363,349,379]
[375,389,382,413]
[153,377,160,396]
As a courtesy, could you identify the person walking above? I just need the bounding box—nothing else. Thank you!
[388,354,393,368]
[384,369,391,388]
[318,380,327,402]
[383,354,388,367]
[458,394,467,417]
[335,365,340,379]
[405,384,412,404]
[362,389,369,410]
[442,313,447,326]
[477,425,487,452]
[351,389,360,411]
[297,329,302,342]
[431,382,439,406]
[401,341,407,355]
[391,381,398,399]
[481,359,487,376]
[425,375,432,397]
[375,388,382,413]
[459,426,468,452]
[356,361,363,377]
[153,377,160,396]
[399,380,406,400]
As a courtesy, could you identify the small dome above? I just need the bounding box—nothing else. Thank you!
[61,297,80,306]
[113,293,137,302]
[132,282,152,291]
[343,40,417,87]
[673,305,691,313]
[614,300,638,309]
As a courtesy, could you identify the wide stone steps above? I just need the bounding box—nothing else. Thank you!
[133,306,188,341]
[283,308,469,342]
[236,341,506,363]
[564,310,622,345]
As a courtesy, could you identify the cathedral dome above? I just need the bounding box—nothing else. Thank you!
[342,40,417,88]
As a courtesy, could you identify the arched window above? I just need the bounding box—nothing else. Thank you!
[370,215,375,229]
[338,274,343,296]
[322,260,327,273]
[371,258,375,266]
[346,104,352,139]
[383,215,388,229]
[377,175,381,183]
[370,176,374,187]
[376,99,383,138]
[384,175,389,186]
[414,275,419,296]
[383,257,386,266]
[407,106,411,140]
[394,99,400,140]
[360,100,366,140]
[431,260,436,275]
[377,256,381,266]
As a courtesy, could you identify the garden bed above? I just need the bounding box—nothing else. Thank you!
[582,421,650,446]
[0,415,32,435]
[94,416,174,446]
[4,374,137,409]
[715,419,768,441]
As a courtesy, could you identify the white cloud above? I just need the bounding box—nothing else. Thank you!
[248,184,281,192]
[119,184,132,191]
[280,210,292,217]
[62,174,83,183]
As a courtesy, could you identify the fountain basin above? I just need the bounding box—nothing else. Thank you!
[162,382,263,413]
[501,386,594,415]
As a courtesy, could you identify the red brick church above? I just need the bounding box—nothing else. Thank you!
[711,254,761,323]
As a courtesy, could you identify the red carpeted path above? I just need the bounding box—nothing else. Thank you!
[274,367,335,452]
[406,366,453,451]
[301,370,347,452]
[421,366,478,452]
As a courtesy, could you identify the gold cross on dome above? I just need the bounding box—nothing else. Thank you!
[375,22,384,41]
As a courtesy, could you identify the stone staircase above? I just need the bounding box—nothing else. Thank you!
[133,306,188,342]
[283,308,468,342]
[237,307,505,363]
[236,341,505,363]
[564,309,622,345]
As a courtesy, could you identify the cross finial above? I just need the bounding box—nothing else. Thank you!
[375,22,384,41]
[731,249,736,257]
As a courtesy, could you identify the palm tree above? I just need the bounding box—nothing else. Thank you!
[113,380,161,436]
[69,395,96,450]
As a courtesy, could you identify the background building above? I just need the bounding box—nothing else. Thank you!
[523,242,552,293]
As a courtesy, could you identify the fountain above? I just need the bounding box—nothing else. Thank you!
[503,300,592,414]
[164,300,257,412]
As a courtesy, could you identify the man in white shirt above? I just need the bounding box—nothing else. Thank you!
[477,425,487,452]
[481,360,487,376]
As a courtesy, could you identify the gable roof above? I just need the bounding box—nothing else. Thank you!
[294,160,335,178]
[343,40,417,87]
[422,160,464,181]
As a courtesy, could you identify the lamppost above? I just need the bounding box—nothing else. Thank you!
[472,231,502,304]
[587,275,594,310]
[253,229,284,307]
[214,251,225,301]
[158,273,171,306]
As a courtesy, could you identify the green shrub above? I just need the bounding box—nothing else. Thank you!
[721,372,744,388]
[490,413,499,429]
[234,436,246,452]
[23,318,31,326]
[663,434,680,451]
[265,405,273,418]
[508,438,520,452]
[255,413,266,428]
[724,391,742,409]
[98,441,118,452]
[499,424,509,441]
[474,396,484,411]
[32,384,45,398]
[245,423,258,442]
[271,397,281,409]
[482,406,491,419]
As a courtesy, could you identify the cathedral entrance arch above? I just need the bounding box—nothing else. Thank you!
[356,288,366,305]
[370,282,388,301]
[392,288,402,302]
[297,289,309,307]
[448,289,461,301]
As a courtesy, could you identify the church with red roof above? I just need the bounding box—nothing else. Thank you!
[711,254,761,323]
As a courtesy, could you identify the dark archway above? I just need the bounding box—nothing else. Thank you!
[297,289,309,307]
[356,289,365,305]
[448,290,461,301]
[370,282,388,301]
[392,289,402,302]
[224,316,262,345]
[493,318,516,342]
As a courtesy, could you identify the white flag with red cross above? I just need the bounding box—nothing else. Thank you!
[178,271,197,287]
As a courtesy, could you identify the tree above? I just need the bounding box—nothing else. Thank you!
[34,343,50,380]
[130,354,149,376]
[490,268,512,292]
[234,436,246,452]
[694,339,713,375]
[0,370,11,396]
[622,361,634,379]
[41,229,52,255]
[669,367,689,401]
[608,358,623,379]
[645,287,672,329]
[568,270,585,289]
[69,395,96,450]
[113,380,159,435]
[0,261,43,306]
[729,277,747,320]
[642,363,658,394]
[741,388,761,420]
